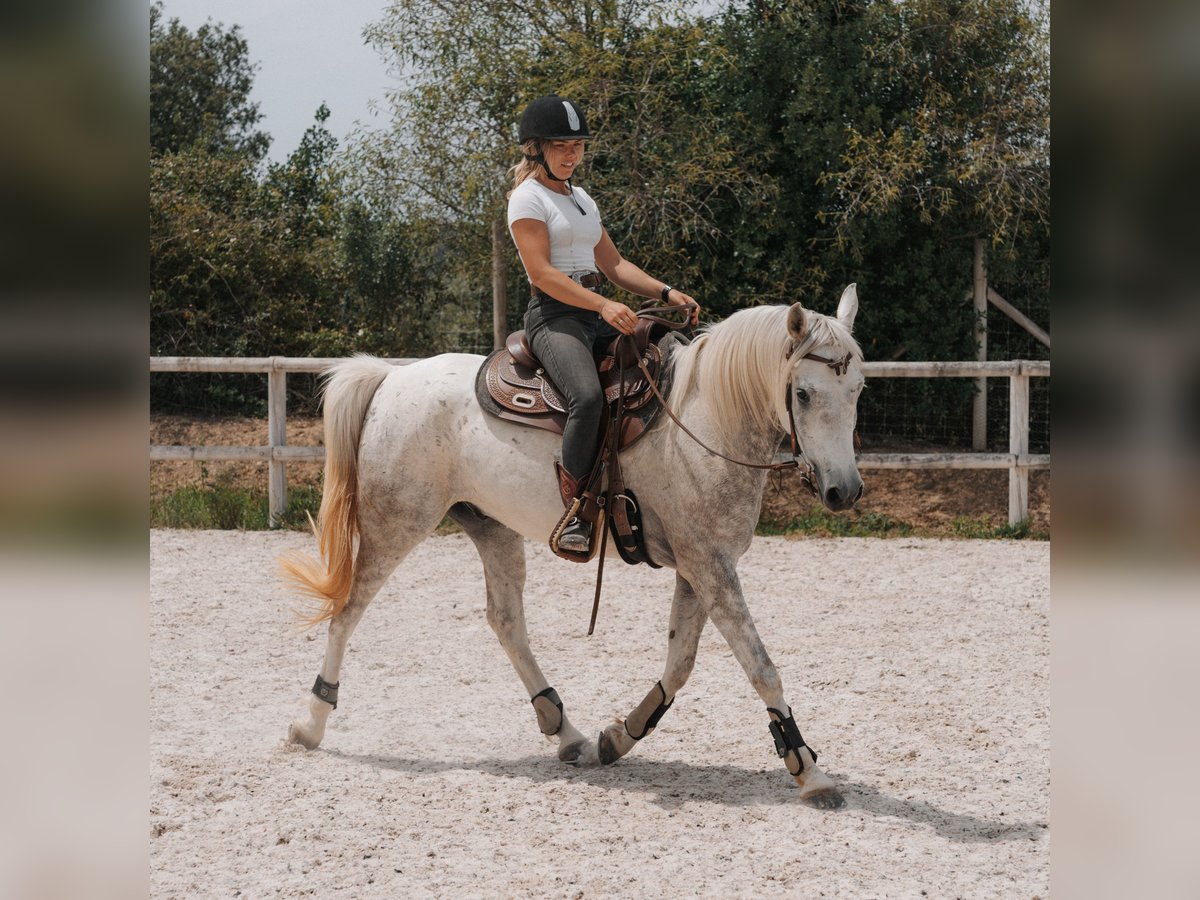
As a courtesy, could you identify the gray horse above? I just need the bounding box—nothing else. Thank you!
[281,285,864,808]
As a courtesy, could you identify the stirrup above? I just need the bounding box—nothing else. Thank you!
[558,517,592,551]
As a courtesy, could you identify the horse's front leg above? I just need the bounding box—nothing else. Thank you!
[689,557,844,809]
[596,573,707,765]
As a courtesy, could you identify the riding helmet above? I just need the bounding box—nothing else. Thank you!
[517,95,592,143]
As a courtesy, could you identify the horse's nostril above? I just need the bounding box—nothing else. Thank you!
[825,486,842,507]
[853,483,864,503]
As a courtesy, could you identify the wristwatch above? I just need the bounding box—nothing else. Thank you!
[660,285,672,303]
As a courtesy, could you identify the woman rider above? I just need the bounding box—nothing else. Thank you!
[507,95,699,553]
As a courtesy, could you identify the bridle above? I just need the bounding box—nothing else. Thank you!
[782,349,855,494]
[629,306,857,495]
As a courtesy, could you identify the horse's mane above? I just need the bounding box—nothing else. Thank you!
[669,305,862,445]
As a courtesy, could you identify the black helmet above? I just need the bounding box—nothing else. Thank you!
[517,95,591,143]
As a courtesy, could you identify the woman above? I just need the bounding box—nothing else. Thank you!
[507,95,699,553]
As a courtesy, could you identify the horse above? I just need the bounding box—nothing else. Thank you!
[280,284,865,808]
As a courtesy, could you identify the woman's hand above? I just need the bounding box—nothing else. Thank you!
[665,288,701,326]
[600,299,638,335]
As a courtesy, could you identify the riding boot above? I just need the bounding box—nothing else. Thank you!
[555,463,593,553]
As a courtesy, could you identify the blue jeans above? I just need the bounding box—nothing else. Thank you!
[524,294,619,481]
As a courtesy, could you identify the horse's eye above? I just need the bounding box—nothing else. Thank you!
[795,388,810,403]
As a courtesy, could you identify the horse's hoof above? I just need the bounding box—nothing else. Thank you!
[287,722,321,750]
[597,730,621,766]
[800,787,846,810]
[557,740,586,764]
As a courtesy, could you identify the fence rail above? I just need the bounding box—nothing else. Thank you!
[151,356,1050,526]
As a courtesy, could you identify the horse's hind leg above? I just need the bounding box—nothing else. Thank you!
[597,573,706,765]
[287,527,424,750]
[448,503,592,763]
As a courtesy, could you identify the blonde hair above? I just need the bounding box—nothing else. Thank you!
[506,139,544,197]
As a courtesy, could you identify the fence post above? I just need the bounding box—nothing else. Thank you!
[492,217,508,350]
[1008,370,1030,525]
[973,238,988,450]
[268,360,287,527]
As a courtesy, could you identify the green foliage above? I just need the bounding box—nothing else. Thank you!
[757,508,912,538]
[150,2,270,161]
[951,516,1047,540]
[355,0,775,327]
[151,483,322,530]
[150,0,1050,430]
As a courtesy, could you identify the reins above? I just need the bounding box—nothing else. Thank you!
[626,304,850,483]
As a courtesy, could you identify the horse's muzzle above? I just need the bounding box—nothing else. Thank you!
[823,479,864,512]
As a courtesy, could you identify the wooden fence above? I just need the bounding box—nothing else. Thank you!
[150,357,1050,527]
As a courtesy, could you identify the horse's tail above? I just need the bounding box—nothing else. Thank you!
[278,354,393,625]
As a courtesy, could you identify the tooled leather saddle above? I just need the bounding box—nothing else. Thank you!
[475,315,677,452]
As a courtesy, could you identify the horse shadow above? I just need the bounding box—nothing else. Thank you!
[322,748,1045,845]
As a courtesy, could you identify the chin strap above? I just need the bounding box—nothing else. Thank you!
[525,152,588,215]
[527,152,568,182]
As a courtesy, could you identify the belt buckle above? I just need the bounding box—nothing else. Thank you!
[571,270,596,289]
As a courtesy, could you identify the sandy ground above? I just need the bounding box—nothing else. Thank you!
[150,529,1049,898]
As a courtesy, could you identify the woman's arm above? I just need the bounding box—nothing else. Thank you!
[594,228,700,324]
[511,218,638,334]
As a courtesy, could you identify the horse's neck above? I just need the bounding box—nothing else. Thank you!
[669,350,784,468]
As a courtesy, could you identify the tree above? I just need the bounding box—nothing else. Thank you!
[356,0,773,346]
[149,1,270,160]
[820,0,1049,250]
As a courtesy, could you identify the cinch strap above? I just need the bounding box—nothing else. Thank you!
[312,674,339,709]
[767,707,817,775]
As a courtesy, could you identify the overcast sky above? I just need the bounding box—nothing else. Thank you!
[157,1,728,164]
[158,0,393,163]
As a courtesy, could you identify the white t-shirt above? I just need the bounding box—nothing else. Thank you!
[507,179,603,279]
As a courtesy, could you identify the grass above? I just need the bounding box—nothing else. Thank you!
[950,516,1048,540]
[151,483,1046,540]
[756,509,912,538]
[152,483,322,530]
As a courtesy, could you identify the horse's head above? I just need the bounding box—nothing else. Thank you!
[783,284,865,512]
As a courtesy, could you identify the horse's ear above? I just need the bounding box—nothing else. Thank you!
[787,302,809,342]
[837,283,859,329]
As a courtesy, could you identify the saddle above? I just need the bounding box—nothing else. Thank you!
[476,315,671,451]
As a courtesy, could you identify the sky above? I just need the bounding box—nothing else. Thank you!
[158,0,393,163]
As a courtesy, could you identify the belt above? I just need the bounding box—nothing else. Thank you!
[530,270,607,298]
[574,271,607,289]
